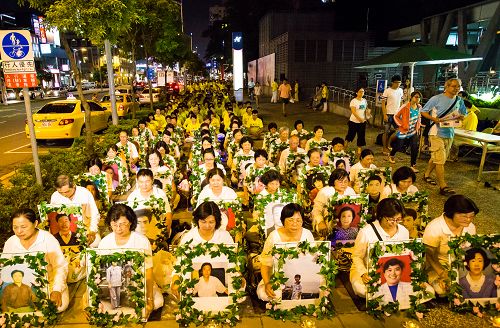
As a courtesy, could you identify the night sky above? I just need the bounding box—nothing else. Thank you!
[0,0,487,60]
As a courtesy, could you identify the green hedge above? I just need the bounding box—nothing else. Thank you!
[470,95,500,110]
[0,120,141,248]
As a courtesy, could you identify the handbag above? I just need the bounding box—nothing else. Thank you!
[422,97,458,137]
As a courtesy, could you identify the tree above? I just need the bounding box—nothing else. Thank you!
[36,68,52,86]
[18,0,138,156]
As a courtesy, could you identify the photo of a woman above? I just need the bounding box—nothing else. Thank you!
[193,263,228,297]
[459,248,498,299]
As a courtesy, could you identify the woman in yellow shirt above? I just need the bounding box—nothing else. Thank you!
[183,113,201,137]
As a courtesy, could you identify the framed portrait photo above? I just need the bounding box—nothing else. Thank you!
[389,191,430,234]
[449,234,500,314]
[174,242,245,327]
[38,202,85,246]
[0,252,54,327]
[267,241,336,321]
[127,198,169,252]
[366,239,432,318]
[358,167,392,195]
[85,249,147,325]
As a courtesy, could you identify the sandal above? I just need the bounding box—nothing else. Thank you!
[439,187,456,196]
[423,175,437,185]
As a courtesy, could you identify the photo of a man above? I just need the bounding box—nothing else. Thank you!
[1,270,36,313]
[53,213,78,246]
[106,262,123,309]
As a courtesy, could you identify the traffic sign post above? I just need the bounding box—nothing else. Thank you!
[0,30,42,185]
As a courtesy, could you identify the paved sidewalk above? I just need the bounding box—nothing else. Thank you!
[53,98,498,327]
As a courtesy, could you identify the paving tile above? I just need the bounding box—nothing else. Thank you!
[337,313,386,328]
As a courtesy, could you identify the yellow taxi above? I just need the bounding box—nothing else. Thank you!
[100,94,139,117]
[25,99,111,139]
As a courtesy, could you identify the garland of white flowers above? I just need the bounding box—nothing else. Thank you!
[0,253,57,327]
[253,190,298,248]
[103,156,130,195]
[323,194,370,229]
[366,239,431,319]
[266,241,337,321]
[388,191,430,230]
[38,202,88,246]
[173,242,246,327]
[448,233,500,319]
[74,172,111,211]
[358,167,392,194]
[85,250,146,327]
[129,196,170,252]
[327,150,357,166]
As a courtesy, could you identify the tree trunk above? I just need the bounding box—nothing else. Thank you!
[61,34,94,157]
[130,36,137,119]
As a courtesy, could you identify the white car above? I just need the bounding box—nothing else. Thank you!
[5,89,17,100]
[139,88,161,104]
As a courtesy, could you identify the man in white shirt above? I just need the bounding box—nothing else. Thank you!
[381,75,403,154]
[278,135,305,178]
[106,262,123,309]
[50,175,100,247]
[127,169,172,240]
[116,130,139,167]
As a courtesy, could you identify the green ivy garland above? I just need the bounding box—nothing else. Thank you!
[307,140,330,151]
[129,196,170,253]
[129,135,149,167]
[268,141,289,165]
[85,249,146,327]
[38,202,87,246]
[263,132,279,153]
[448,233,500,318]
[189,165,205,202]
[243,165,272,195]
[366,239,431,319]
[103,156,130,195]
[253,191,298,247]
[297,165,334,207]
[327,150,357,166]
[173,242,246,327]
[74,172,111,212]
[233,154,254,181]
[323,194,370,228]
[266,241,337,322]
[0,252,57,327]
[358,167,392,194]
[388,191,430,230]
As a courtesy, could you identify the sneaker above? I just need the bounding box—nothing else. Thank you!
[388,156,395,164]
[411,166,419,173]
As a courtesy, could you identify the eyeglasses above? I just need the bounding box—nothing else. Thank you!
[111,221,130,228]
[285,217,303,224]
[384,216,403,223]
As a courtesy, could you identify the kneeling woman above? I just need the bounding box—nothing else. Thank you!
[3,209,69,312]
[257,203,315,301]
[98,204,164,317]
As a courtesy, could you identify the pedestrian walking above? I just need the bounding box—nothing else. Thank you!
[315,82,329,112]
[389,91,422,173]
[270,78,278,103]
[345,88,369,156]
[278,79,292,117]
[421,78,467,196]
[381,75,403,155]
[248,78,255,101]
[254,81,262,108]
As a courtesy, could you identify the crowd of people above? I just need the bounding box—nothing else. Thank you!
[0,78,494,321]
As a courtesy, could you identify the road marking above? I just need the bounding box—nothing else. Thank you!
[0,131,25,140]
[0,121,6,124]
[5,143,49,154]
[1,113,25,118]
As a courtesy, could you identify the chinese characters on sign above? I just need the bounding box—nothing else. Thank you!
[0,30,38,88]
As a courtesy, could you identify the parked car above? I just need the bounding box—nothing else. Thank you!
[5,89,17,101]
[46,87,68,98]
[25,99,111,140]
[82,81,97,90]
[166,82,180,95]
[100,94,139,117]
[20,87,45,99]
[138,88,161,104]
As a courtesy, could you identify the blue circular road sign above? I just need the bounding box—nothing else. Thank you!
[2,32,30,59]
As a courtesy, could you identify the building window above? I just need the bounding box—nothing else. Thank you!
[306,40,316,62]
[332,40,343,61]
[317,40,327,62]
[295,40,305,63]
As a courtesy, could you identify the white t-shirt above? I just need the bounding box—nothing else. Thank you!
[116,141,139,160]
[382,87,403,115]
[423,215,476,281]
[2,230,68,293]
[311,186,357,227]
[50,186,100,232]
[350,221,409,280]
[349,162,377,194]
[127,186,172,213]
[196,186,238,209]
[98,231,153,269]
[260,228,315,267]
[179,227,234,246]
[194,276,227,297]
[349,98,368,123]
[381,183,419,199]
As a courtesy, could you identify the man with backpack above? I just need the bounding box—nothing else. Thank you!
[421,78,467,196]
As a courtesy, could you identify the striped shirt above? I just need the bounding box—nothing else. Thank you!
[397,107,419,139]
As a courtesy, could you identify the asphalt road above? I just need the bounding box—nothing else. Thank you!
[0,89,108,178]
